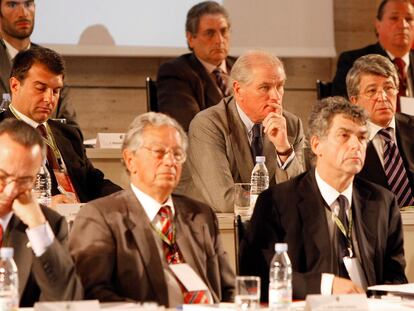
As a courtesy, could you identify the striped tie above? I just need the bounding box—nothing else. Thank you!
[378,128,414,207]
[155,206,209,304]
[213,68,230,97]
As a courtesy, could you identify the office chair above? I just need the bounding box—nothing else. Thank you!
[145,77,159,112]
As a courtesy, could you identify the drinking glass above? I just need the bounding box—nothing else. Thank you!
[234,183,252,218]
[235,276,260,310]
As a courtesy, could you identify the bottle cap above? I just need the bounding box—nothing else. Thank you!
[2,93,10,101]
[0,247,14,259]
[275,243,288,253]
[255,156,266,163]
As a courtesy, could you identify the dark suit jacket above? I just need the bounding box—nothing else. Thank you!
[0,109,122,202]
[177,96,306,212]
[157,53,236,131]
[8,206,83,307]
[240,170,407,301]
[357,113,414,193]
[69,189,235,307]
[332,42,414,97]
[0,39,78,126]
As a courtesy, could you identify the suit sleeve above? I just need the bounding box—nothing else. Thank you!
[186,113,236,213]
[32,215,83,301]
[331,51,353,97]
[69,203,130,301]
[157,61,203,131]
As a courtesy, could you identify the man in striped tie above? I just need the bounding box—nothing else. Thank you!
[70,112,235,307]
[347,54,414,208]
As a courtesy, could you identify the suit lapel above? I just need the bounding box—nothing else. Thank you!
[122,190,168,306]
[7,216,32,299]
[362,142,388,188]
[0,41,11,93]
[297,172,332,268]
[351,183,376,286]
[226,98,254,182]
[174,199,219,301]
[395,114,414,177]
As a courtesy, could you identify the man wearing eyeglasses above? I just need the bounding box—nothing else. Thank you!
[157,1,236,131]
[69,112,235,307]
[0,0,78,126]
[0,119,82,307]
[347,54,414,208]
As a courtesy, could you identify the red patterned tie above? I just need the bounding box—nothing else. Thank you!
[36,124,60,170]
[394,58,407,112]
[155,206,209,304]
[379,128,414,207]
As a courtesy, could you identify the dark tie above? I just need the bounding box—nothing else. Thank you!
[336,195,350,278]
[251,123,263,160]
[378,128,414,207]
[394,58,407,112]
[212,67,230,97]
[154,206,209,304]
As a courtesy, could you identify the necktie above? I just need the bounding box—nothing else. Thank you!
[378,128,414,207]
[154,206,209,304]
[251,123,263,160]
[212,68,230,97]
[393,58,407,113]
[336,195,350,278]
[36,124,60,170]
[0,224,3,247]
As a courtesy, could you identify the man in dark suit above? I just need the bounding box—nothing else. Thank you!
[347,54,414,207]
[178,50,306,212]
[332,0,414,104]
[157,1,235,131]
[0,0,77,125]
[240,97,407,300]
[69,112,235,307]
[0,46,121,205]
[0,118,82,307]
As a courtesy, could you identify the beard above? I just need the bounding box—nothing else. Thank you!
[1,20,34,40]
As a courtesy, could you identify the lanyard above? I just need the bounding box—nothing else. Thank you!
[332,207,354,257]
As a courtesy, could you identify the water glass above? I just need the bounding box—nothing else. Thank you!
[235,276,260,310]
[234,183,252,218]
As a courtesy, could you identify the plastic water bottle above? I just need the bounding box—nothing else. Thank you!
[0,248,19,311]
[0,93,11,113]
[34,165,52,207]
[250,156,269,208]
[269,243,292,311]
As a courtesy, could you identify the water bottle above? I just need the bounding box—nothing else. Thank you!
[269,243,292,311]
[0,93,11,113]
[250,156,269,208]
[34,165,52,207]
[0,248,19,311]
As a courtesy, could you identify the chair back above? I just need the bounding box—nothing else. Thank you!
[316,80,333,100]
[146,77,158,112]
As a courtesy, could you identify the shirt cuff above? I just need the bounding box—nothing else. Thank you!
[276,150,295,169]
[25,222,55,257]
[321,273,335,295]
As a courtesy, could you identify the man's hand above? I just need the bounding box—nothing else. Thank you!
[332,277,365,294]
[262,111,291,161]
[12,190,46,229]
[51,194,77,207]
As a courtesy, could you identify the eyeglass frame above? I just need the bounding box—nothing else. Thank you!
[0,168,36,191]
[359,84,398,99]
[140,145,186,164]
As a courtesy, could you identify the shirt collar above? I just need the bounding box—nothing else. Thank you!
[9,105,45,128]
[367,117,396,141]
[130,183,175,222]
[235,101,255,133]
[2,39,30,60]
[196,55,227,74]
[315,168,353,209]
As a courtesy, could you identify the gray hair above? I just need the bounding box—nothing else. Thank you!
[308,96,368,140]
[346,54,399,98]
[186,1,230,36]
[230,50,285,85]
[122,112,188,153]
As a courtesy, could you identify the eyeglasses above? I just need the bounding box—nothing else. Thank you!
[361,85,398,99]
[0,169,35,191]
[141,145,186,164]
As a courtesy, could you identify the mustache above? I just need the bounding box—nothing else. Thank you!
[15,18,32,24]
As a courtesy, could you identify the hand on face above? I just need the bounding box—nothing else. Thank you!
[262,110,290,153]
[51,194,77,207]
[12,190,46,229]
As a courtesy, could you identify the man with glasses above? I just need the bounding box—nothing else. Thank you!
[0,0,78,125]
[0,118,82,307]
[157,1,236,131]
[69,112,235,307]
[347,54,414,208]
